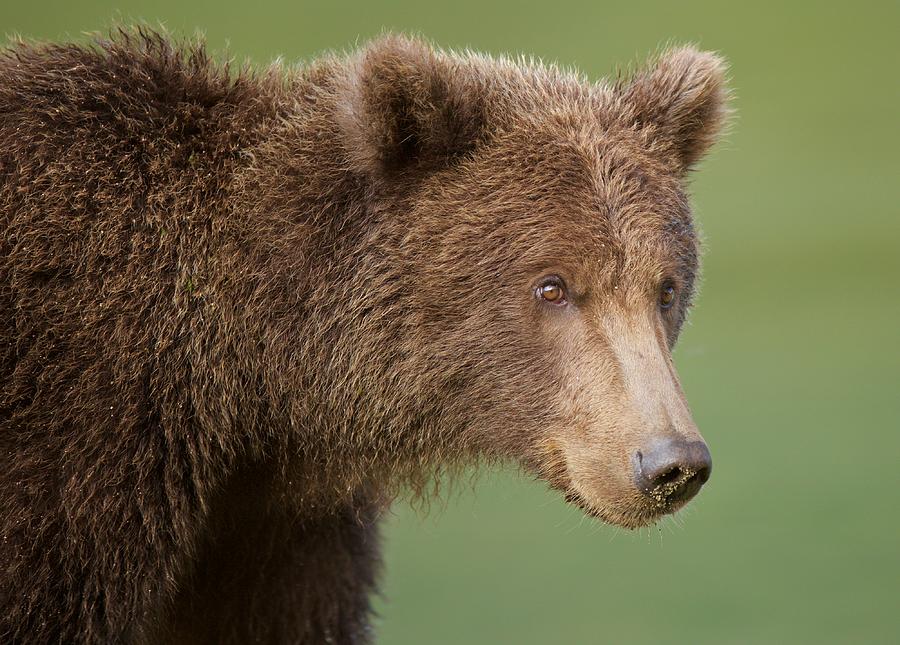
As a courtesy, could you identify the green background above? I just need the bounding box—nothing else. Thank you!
[4,1,897,643]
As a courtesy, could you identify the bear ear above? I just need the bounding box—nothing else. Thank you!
[618,46,730,173]
[336,35,487,179]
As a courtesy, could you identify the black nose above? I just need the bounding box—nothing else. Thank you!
[634,438,712,506]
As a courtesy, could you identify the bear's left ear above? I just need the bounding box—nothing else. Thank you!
[618,46,730,173]
[335,35,488,180]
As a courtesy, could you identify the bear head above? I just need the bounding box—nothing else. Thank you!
[326,36,729,528]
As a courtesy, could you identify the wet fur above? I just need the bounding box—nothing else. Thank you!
[0,30,728,643]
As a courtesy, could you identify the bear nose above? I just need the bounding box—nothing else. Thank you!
[634,438,712,505]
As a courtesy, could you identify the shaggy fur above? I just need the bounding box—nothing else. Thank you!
[0,30,729,644]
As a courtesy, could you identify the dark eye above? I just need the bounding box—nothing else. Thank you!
[660,283,676,309]
[536,278,567,305]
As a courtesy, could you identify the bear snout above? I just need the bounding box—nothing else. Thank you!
[633,438,712,507]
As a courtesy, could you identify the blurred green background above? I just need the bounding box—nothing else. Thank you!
[4,1,897,643]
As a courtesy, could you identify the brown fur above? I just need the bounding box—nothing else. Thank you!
[0,29,728,644]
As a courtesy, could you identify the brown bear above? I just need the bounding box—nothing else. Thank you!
[0,29,728,644]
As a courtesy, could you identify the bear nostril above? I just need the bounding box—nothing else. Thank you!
[654,466,682,487]
[634,438,712,506]
[695,463,711,485]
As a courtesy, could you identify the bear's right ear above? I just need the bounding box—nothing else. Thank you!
[335,35,488,179]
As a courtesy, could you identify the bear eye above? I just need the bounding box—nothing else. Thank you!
[536,278,567,305]
[659,283,676,309]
